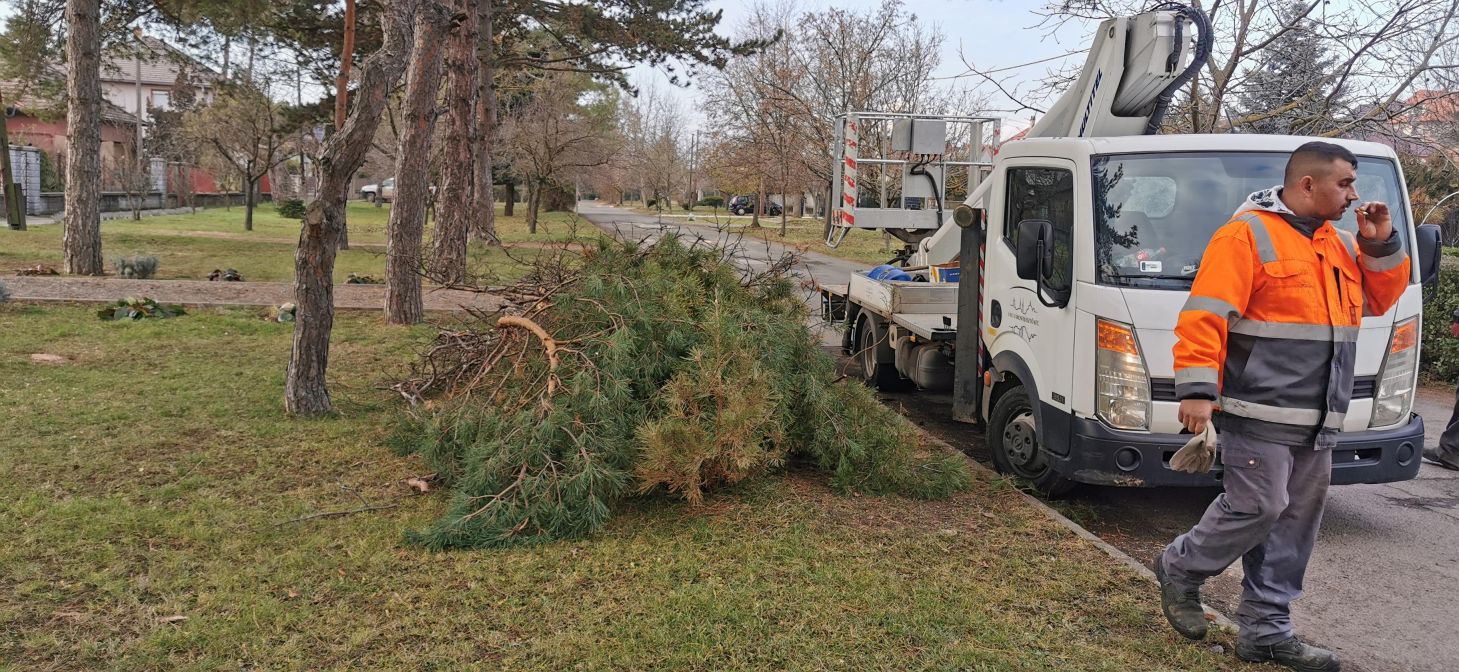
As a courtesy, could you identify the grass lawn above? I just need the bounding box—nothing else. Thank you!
[0,202,598,283]
[0,302,1248,670]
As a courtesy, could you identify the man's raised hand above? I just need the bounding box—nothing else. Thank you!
[1356,201,1392,241]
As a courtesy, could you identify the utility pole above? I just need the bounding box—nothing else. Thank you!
[0,87,26,230]
[134,28,146,220]
[686,129,699,220]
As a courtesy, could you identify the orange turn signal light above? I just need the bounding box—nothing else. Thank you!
[1096,319,1140,356]
[1391,319,1417,353]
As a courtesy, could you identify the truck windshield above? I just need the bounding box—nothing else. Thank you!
[1092,152,1411,290]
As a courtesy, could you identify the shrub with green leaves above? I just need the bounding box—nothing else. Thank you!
[97,296,186,321]
[393,236,971,550]
[112,255,159,279]
[1423,266,1459,383]
[277,199,307,219]
[698,196,724,208]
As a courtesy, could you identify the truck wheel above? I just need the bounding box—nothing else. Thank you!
[989,385,1075,496]
[855,315,904,390]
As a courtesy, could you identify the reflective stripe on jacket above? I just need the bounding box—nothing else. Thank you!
[1173,210,1410,441]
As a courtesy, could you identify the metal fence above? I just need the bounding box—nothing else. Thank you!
[6,145,43,215]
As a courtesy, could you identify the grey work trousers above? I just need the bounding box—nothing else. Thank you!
[1161,429,1332,646]
[1436,381,1459,463]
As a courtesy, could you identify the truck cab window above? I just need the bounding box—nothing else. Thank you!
[1093,152,1411,290]
[1005,166,1075,293]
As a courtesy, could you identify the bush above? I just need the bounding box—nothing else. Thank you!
[112,255,159,279]
[1423,265,1459,382]
[277,199,307,219]
[346,273,381,284]
[0,280,9,303]
[698,196,724,208]
[97,296,185,321]
[393,236,972,550]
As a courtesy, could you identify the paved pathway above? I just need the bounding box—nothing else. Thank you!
[3,275,503,312]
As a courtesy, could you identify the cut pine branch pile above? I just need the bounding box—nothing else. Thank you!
[391,235,971,549]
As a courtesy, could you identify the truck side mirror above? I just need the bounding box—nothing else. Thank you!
[1015,219,1052,281]
[1016,218,1072,308]
[1416,223,1441,291]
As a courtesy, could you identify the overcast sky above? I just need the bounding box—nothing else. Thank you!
[629,0,1095,132]
[0,0,1112,128]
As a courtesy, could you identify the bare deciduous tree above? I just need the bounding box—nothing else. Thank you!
[1034,0,1459,137]
[502,72,618,232]
[186,84,293,231]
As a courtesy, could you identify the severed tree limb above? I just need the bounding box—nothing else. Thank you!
[497,316,559,394]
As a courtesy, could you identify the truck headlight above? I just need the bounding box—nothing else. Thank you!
[1371,317,1417,428]
[1096,319,1151,430]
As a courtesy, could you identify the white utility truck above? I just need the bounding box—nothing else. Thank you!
[820,4,1443,493]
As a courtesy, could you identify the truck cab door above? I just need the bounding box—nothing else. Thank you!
[983,158,1080,483]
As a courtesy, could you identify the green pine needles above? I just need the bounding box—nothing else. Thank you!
[393,236,971,549]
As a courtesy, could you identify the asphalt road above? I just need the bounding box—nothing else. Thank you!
[578,202,1459,672]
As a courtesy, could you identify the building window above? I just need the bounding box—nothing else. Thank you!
[150,89,171,110]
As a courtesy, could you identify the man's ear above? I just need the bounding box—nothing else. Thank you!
[1298,175,1315,196]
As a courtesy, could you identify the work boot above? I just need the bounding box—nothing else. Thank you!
[1154,552,1207,640]
[1236,636,1341,671]
[1423,446,1459,471]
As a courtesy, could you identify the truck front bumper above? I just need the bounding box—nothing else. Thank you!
[1049,414,1425,487]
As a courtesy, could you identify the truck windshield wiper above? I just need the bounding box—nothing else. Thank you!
[1105,273,1196,283]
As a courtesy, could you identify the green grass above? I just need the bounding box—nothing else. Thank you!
[0,302,1250,670]
[0,202,596,283]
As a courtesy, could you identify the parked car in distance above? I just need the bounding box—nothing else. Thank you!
[360,177,395,203]
[727,195,782,216]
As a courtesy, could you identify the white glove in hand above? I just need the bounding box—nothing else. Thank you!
[1170,424,1217,474]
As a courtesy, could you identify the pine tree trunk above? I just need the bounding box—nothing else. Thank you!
[287,0,420,415]
[385,4,450,326]
[503,180,516,216]
[62,0,102,275]
[472,0,499,245]
[431,0,477,285]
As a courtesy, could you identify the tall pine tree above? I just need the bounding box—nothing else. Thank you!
[1233,1,1344,135]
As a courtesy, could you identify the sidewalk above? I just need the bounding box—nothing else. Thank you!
[3,275,503,312]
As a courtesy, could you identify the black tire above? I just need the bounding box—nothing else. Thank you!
[988,384,1076,496]
[367,192,378,204]
[855,315,905,390]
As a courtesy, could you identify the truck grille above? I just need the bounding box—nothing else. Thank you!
[1148,375,1376,402]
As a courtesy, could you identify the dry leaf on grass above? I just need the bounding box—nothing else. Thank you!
[404,474,438,494]
[157,615,188,624]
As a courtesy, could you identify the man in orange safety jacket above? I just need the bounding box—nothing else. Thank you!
[1154,142,1411,672]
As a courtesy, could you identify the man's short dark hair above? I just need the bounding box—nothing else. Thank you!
[1285,141,1359,185]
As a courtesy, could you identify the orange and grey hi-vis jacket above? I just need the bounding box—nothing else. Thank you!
[1173,186,1411,448]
